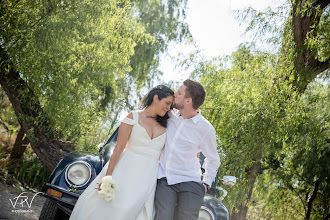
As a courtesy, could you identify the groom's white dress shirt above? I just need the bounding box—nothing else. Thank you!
[158,109,221,186]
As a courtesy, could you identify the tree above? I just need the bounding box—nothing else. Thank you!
[239,0,329,93]
[128,0,190,89]
[253,80,330,219]
[188,43,328,220]
[0,0,190,171]
[223,1,330,218]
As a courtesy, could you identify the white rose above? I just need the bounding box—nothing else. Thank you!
[102,176,113,185]
[105,193,114,202]
[98,190,106,198]
[101,183,110,190]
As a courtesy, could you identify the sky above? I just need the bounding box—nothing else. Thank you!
[158,0,284,83]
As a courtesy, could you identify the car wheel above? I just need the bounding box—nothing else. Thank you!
[39,199,69,220]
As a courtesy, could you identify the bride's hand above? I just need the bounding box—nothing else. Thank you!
[98,183,102,191]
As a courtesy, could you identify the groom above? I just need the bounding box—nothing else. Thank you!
[154,79,221,220]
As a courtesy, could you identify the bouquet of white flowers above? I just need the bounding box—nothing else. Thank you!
[97,176,118,202]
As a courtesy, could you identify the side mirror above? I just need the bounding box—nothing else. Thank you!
[221,176,236,186]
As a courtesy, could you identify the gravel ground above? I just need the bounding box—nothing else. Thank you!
[0,181,46,220]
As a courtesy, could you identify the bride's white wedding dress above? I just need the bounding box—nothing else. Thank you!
[70,111,165,220]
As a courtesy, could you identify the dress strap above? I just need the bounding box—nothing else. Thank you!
[120,111,138,126]
[132,110,139,122]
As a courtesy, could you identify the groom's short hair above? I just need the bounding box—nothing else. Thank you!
[183,79,206,110]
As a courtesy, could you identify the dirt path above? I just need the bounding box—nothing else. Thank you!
[0,182,45,220]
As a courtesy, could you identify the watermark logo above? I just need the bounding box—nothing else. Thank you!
[9,191,42,213]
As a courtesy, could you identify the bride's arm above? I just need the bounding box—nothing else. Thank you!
[105,112,133,176]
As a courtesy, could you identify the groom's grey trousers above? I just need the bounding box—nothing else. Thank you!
[154,177,205,220]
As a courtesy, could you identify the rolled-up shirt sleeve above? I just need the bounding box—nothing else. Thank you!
[201,127,221,186]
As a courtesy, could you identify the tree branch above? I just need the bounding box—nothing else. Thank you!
[305,179,320,220]
[315,0,330,9]
[291,0,330,93]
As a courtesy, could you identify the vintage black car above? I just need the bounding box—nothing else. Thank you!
[40,128,236,220]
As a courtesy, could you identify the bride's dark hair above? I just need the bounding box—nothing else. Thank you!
[139,85,174,127]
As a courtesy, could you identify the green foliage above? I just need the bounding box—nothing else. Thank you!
[0,88,19,134]
[306,4,330,62]
[13,147,51,189]
[1,0,154,145]
[189,42,329,218]
[235,3,290,49]
[237,1,330,63]
[237,1,329,93]
[1,0,191,151]
[250,172,305,220]
[255,81,330,219]
[129,0,191,89]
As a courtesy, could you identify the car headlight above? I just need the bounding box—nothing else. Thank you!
[198,206,215,220]
[65,161,92,187]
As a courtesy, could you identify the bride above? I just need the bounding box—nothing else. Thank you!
[70,85,174,220]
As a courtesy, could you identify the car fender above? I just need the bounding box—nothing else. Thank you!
[48,151,103,191]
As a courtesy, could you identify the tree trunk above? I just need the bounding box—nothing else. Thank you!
[0,48,74,171]
[230,158,262,220]
[7,127,29,173]
[291,0,330,93]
